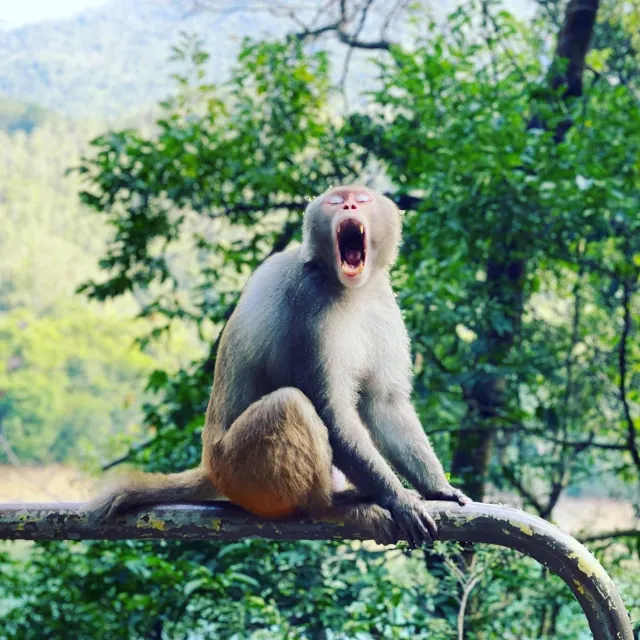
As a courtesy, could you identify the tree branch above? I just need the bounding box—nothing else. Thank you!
[0,501,632,639]
[551,0,601,98]
[293,0,392,52]
[618,279,640,471]
[529,0,601,140]
[335,28,391,51]
[579,529,640,544]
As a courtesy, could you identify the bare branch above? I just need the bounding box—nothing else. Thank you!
[579,529,640,544]
[294,22,342,40]
[335,28,391,51]
[338,0,376,95]
[458,573,482,640]
[101,437,157,472]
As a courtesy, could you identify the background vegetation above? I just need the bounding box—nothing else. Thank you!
[0,0,638,638]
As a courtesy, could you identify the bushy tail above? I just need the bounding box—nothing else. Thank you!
[85,467,219,521]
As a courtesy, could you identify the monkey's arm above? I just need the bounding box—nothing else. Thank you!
[321,403,438,546]
[364,395,470,505]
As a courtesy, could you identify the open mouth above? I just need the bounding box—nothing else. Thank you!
[336,218,366,278]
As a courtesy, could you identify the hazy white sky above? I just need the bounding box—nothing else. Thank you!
[0,0,109,29]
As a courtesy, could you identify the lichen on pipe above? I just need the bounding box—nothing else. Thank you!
[0,500,633,640]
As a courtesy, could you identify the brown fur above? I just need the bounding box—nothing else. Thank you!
[88,467,218,521]
[208,388,333,519]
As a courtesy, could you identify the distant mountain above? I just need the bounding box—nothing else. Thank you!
[0,95,57,133]
[0,0,286,119]
[0,0,536,121]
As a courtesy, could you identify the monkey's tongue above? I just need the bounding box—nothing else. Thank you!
[344,249,363,267]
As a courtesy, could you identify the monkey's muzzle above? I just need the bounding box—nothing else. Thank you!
[336,218,366,278]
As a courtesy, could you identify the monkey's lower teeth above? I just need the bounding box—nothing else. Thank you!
[341,261,364,275]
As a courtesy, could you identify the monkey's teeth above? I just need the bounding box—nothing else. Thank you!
[359,224,364,234]
[341,261,365,277]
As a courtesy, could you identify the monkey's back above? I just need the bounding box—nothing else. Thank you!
[210,248,328,430]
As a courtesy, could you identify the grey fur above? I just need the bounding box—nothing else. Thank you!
[205,185,469,544]
[88,185,468,546]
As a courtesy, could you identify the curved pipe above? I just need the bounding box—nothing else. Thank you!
[0,501,633,639]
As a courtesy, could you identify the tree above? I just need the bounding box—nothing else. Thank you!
[1,1,638,637]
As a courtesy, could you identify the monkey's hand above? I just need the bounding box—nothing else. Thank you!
[420,484,471,506]
[387,489,439,547]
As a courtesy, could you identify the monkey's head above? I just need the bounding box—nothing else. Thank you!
[301,185,402,288]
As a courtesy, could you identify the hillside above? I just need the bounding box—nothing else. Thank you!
[0,0,286,119]
[0,0,538,120]
[0,96,56,133]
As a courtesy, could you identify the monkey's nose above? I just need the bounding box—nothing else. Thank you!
[342,203,358,210]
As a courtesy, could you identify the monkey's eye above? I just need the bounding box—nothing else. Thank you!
[355,193,372,202]
[327,194,344,205]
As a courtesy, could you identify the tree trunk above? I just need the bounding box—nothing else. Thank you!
[451,0,601,502]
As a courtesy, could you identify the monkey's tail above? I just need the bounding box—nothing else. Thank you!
[85,467,219,521]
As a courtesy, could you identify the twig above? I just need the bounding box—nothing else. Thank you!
[579,529,640,544]
[101,437,157,472]
[458,574,481,640]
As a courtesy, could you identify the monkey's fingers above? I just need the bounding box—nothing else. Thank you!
[400,518,422,548]
[390,506,421,547]
[418,508,439,541]
[406,505,437,546]
[456,491,472,506]
[447,486,472,505]
[423,485,471,506]
[410,517,431,547]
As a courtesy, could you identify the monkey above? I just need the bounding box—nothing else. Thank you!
[87,185,470,547]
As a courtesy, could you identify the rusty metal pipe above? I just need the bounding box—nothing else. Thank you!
[0,501,633,639]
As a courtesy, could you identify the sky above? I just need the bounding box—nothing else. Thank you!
[0,0,109,29]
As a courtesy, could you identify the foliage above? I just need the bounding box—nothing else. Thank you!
[1,1,639,638]
[0,539,588,640]
[0,118,110,314]
[0,306,153,464]
[347,4,640,507]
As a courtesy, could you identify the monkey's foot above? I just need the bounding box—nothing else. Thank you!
[388,490,439,547]
[421,485,471,506]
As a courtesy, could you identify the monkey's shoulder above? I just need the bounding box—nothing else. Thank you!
[238,249,322,315]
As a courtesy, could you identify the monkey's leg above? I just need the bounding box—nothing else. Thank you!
[207,387,335,519]
[207,388,400,543]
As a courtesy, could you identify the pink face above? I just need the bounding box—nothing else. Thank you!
[320,188,373,284]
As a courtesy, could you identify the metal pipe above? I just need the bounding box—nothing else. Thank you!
[0,500,633,639]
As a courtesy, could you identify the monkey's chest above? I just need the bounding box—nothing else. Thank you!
[318,311,381,386]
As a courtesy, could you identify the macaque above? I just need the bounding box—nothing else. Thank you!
[88,185,470,546]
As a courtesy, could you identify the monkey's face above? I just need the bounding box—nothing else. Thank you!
[303,185,401,289]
